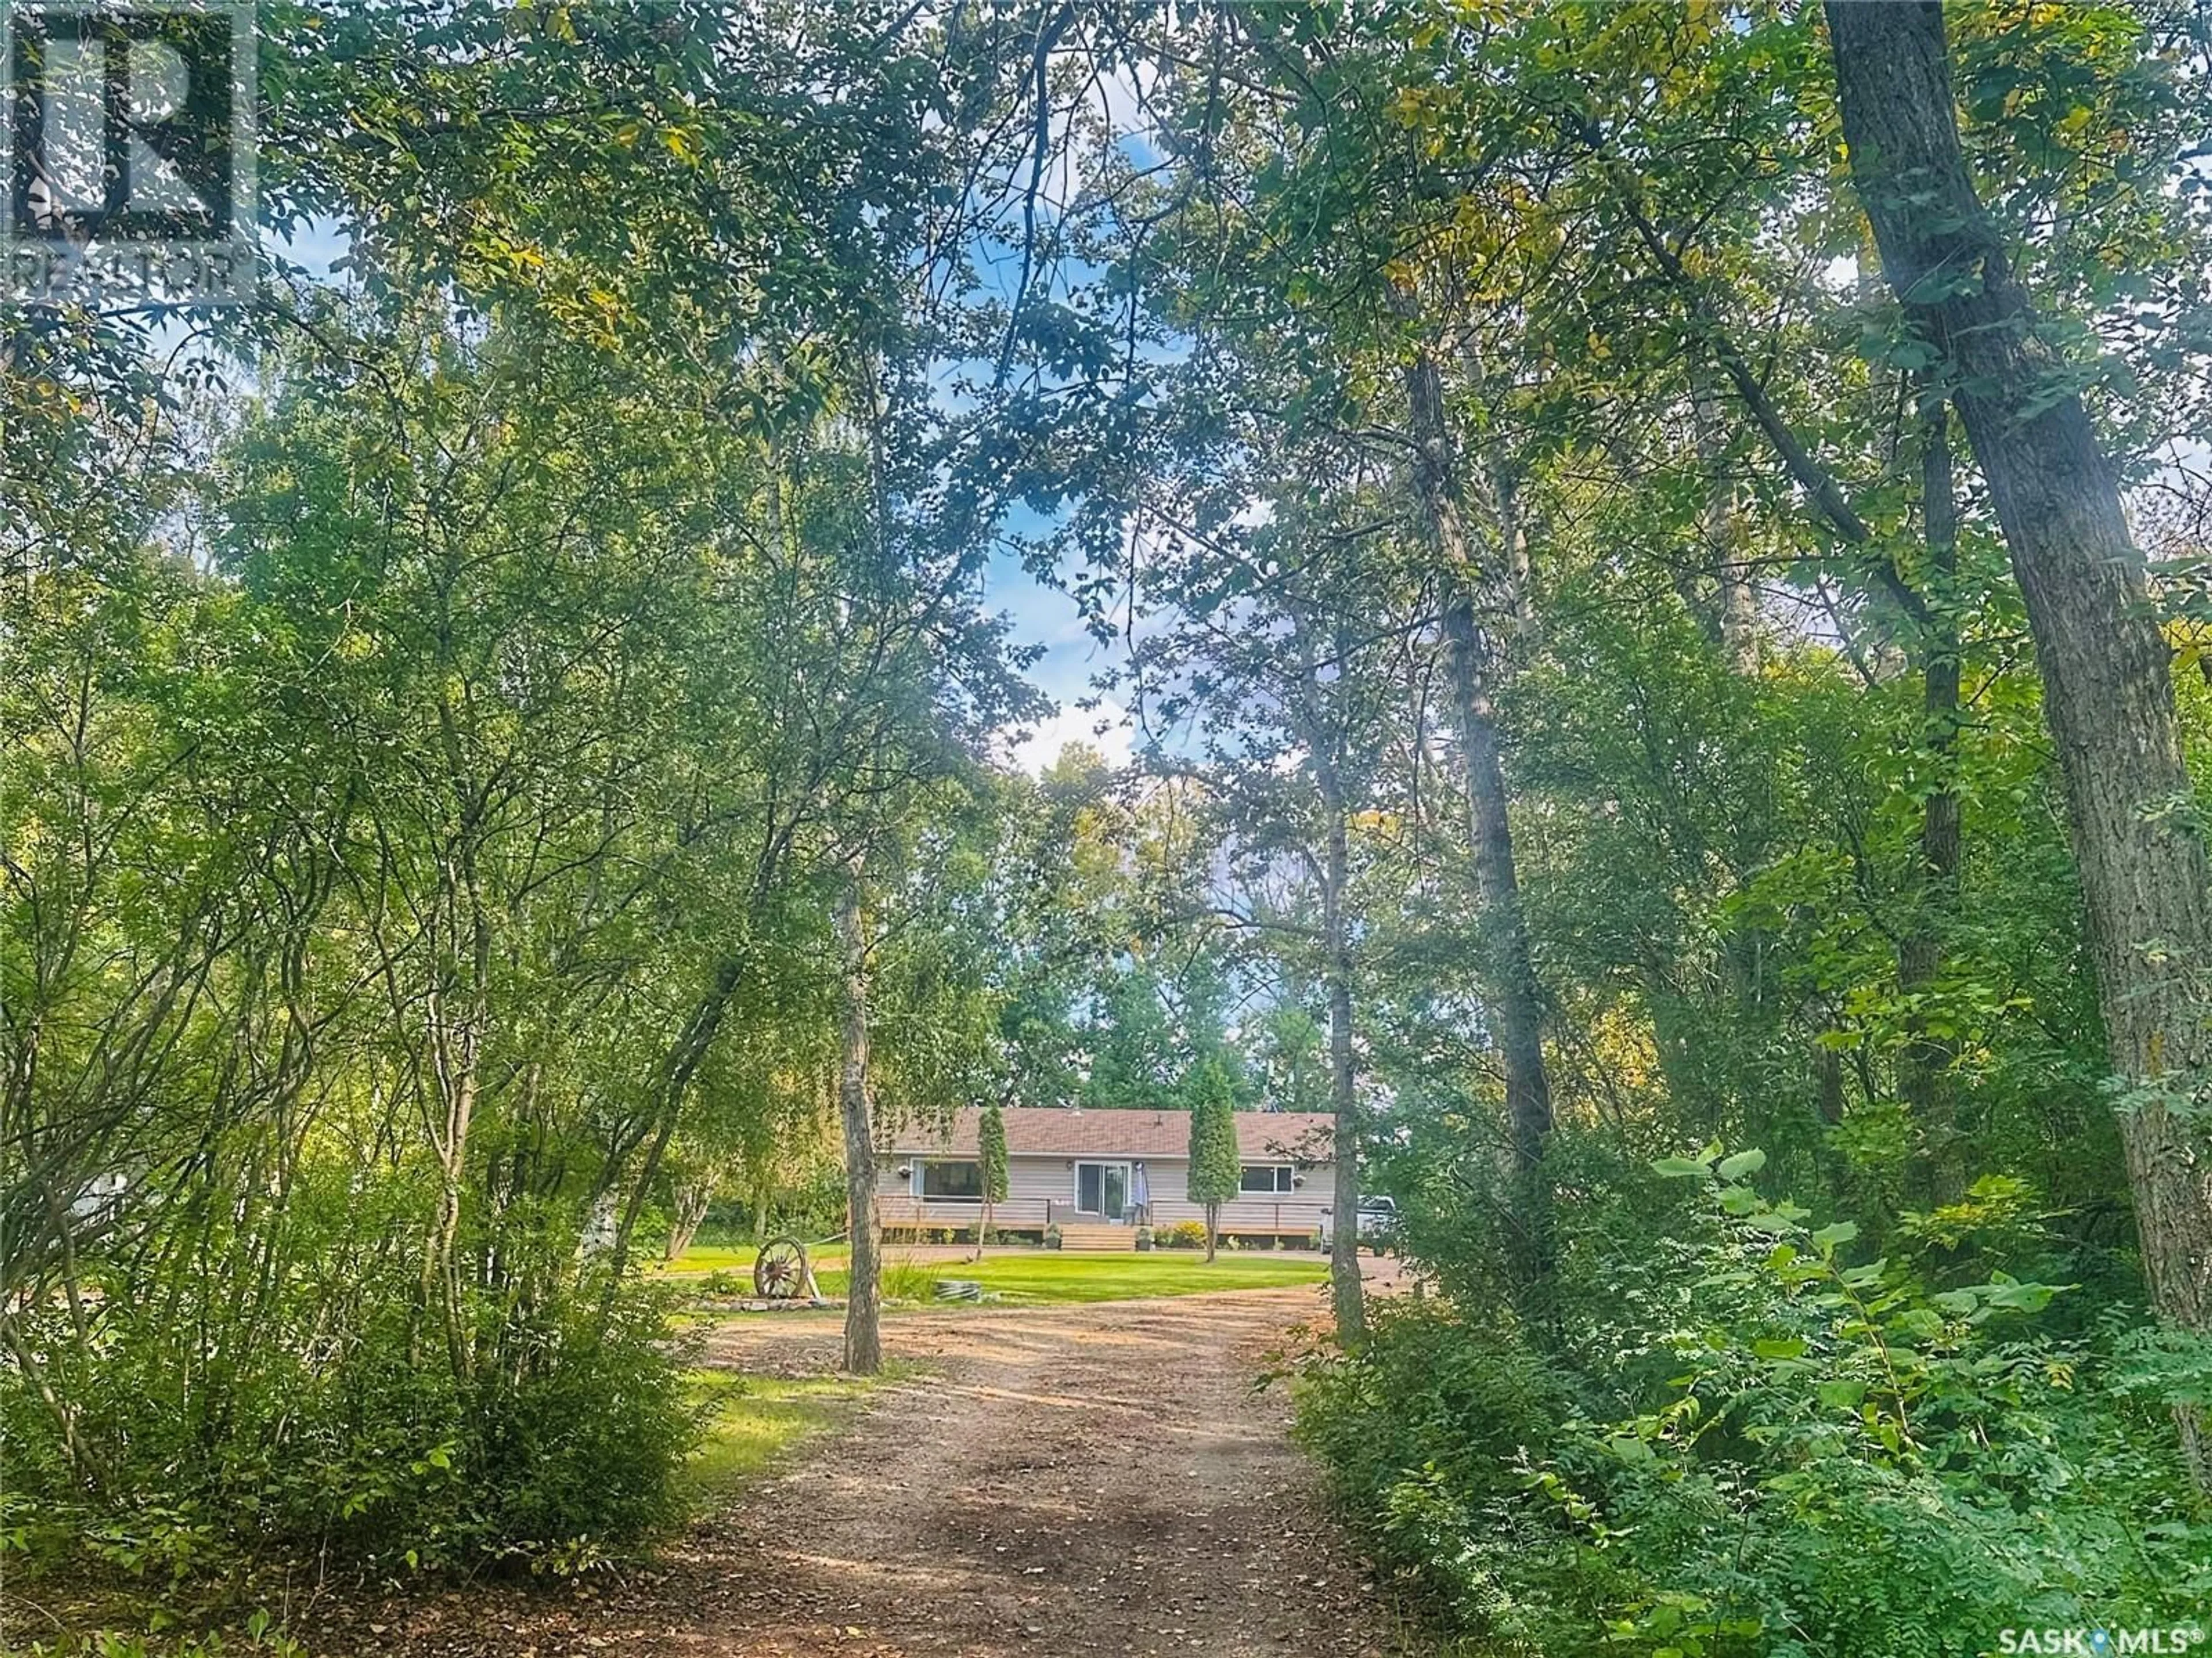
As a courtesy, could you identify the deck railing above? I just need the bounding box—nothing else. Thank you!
[876,1194,1318,1236]
[878,1195,1051,1229]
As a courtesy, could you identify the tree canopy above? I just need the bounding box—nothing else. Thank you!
[6,2,2212,1649]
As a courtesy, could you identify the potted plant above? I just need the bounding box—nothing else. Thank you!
[1134,1224,1155,1252]
[1044,1223,1063,1250]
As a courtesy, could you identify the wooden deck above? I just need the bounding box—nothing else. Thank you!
[874,1196,1323,1247]
[878,1196,1048,1237]
[1054,1223,1136,1251]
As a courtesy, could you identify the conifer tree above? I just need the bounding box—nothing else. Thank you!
[1185,1058,1240,1265]
[976,1101,1009,1259]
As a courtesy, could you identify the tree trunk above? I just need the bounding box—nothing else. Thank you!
[1898,393,1964,1203]
[1830,0,2212,1481]
[1299,627,1369,1341]
[1691,378,1759,674]
[666,1177,713,1262]
[605,950,747,1288]
[1321,769,1366,1344]
[1813,1038,1847,1127]
[1402,336,1555,1185]
[421,976,483,1383]
[836,864,882,1376]
[1204,1200,1219,1264]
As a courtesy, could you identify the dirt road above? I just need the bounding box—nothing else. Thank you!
[331,1286,1422,1657]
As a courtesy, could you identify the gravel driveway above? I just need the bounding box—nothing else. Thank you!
[313,1281,1422,1657]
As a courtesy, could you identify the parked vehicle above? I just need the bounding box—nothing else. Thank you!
[1319,1194,1399,1252]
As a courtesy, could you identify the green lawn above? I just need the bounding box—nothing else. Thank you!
[817,1250,1327,1305]
[652,1241,853,1278]
[651,1244,757,1276]
[663,1241,1328,1306]
[680,1368,891,1501]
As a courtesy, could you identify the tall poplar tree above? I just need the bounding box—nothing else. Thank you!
[1828,0,2212,1484]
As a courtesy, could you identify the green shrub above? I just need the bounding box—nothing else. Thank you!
[1043,1224,1063,1249]
[459,1289,699,1567]
[1160,1220,1208,1250]
[1295,1151,2212,1656]
[1,1246,700,1580]
[12,1617,306,1658]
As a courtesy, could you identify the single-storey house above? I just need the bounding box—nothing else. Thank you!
[877,1106,1335,1244]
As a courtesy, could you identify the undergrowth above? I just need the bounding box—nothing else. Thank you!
[1296,1145,2212,1657]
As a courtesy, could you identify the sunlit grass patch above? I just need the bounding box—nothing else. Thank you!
[664,1243,1328,1308]
[816,1251,1328,1306]
[653,1242,852,1278]
[680,1367,896,1504]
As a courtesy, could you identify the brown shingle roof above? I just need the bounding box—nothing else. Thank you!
[884,1107,1332,1163]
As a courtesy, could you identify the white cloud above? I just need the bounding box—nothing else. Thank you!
[997,698,1134,776]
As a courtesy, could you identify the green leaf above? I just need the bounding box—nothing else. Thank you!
[1717,1148,1767,1182]
[1891,1307,1946,1341]
[1608,1433,1657,1464]
[1652,1156,1711,1179]
[1979,1277,2061,1314]
[1810,1221,1858,1251]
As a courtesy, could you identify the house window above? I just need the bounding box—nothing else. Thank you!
[919,1159,983,1200]
[1239,1164,1295,1194]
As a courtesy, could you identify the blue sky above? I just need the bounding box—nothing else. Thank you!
[264,217,1132,773]
[257,43,1176,777]
[986,505,1135,772]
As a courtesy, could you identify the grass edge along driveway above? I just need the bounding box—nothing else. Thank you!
[681,1367,907,1504]
[663,1245,1330,1306]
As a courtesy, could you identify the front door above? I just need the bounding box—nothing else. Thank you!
[1075,1160,1131,1221]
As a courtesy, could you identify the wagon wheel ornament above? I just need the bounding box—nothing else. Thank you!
[753,1235,813,1300]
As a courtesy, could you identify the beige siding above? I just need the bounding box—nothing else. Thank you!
[877,1153,1069,1203]
[1138,1156,1332,1234]
[876,1149,1331,1235]
[877,1151,1068,1229]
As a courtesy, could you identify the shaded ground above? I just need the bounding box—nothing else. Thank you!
[304,1273,1422,1657]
